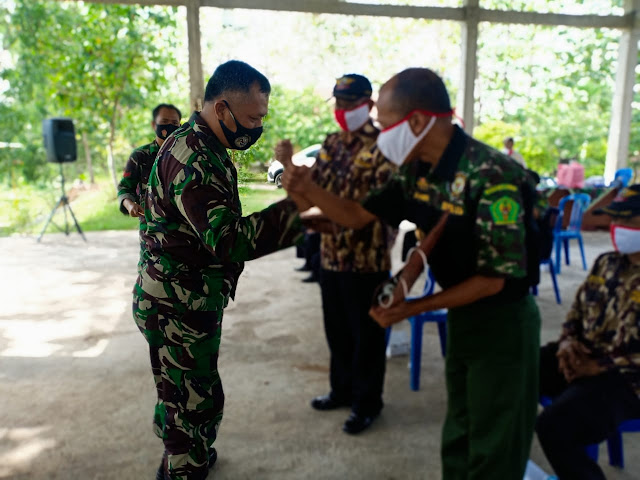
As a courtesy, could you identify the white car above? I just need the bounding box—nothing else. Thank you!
[267,144,321,187]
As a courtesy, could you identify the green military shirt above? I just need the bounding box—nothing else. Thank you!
[117,140,160,226]
[363,125,534,304]
[562,252,640,396]
[137,112,303,311]
[313,121,396,273]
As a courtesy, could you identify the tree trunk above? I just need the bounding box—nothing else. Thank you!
[81,131,95,184]
[107,126,118,194]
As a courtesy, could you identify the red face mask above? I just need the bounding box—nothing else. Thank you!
[334,102,370,132]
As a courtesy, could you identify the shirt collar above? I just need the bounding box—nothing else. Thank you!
[430,125,467,182]
[189,112,229,159]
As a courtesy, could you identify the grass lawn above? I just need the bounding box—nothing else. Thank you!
[0,179,287,237]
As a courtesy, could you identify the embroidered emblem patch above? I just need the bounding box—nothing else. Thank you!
[451,173,466,196]
[441,201,464,215]
[413,192,430,203]
[484,183,518,196]
[489,196,520,225]
[416,177,429,192]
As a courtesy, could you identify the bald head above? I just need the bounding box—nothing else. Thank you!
[380,68,451,117]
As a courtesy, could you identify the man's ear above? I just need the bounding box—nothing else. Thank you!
[367,98,375,110]
[213,100,228,121]
[408,112,428,136]
[151,121,156,131]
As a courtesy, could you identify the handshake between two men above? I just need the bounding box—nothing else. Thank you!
[273,139,446,330]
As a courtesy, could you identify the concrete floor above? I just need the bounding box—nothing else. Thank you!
[0,229,638,480]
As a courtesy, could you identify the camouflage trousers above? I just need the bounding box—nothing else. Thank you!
[133,284,224,480]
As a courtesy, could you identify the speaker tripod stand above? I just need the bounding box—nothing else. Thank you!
[37,163,86,243]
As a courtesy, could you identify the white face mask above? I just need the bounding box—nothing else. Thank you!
[334,102,370,132]
[610,224,640,254]
[376,114,436,166]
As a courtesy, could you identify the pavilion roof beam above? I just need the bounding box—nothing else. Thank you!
[63,0,634,30]
[201,0,633,29]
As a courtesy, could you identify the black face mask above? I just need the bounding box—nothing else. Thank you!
[219,100,263,150]
[155,123,179,140]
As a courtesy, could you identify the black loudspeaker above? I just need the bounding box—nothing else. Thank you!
[43,118,77,163]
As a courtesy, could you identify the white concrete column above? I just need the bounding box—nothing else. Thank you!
[457,0,479,133]
[187,0,204,112]
[605,0,640,183]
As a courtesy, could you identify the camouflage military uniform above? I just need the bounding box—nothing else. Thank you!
[117,140,159,268]
[311,121,396,417]
[133,112,303,480]
[363,125,541,480]
[536,252,640,480]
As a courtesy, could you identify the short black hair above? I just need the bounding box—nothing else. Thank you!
[505,137,514,143]
[389,68,451,116]
[204,60,271,102]
[152,103,182,121]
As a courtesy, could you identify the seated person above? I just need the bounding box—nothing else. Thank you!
[536,184,640,480]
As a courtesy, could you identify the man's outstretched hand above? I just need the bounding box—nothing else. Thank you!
[275,139,313,196]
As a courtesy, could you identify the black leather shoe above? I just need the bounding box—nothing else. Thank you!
[295,264,312,272]
[302,274,319,283]
[342,412,378,435]
[310,394,350,411]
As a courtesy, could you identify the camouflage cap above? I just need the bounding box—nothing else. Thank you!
[333,74,372,101]
[594,184,640,218]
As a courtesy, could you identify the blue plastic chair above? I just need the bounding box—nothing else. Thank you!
[385,269,447,391]
[531,207,561,304]
[554,193,590,274]
[614,168,633,188]
[531,258,561,304]
[540,396,640,469]
[588,419,640,468]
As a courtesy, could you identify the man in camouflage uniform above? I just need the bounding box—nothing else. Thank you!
[134,61,304,480]
[117,103,182,222]
[282,68,540,479]
[307,74,396,434]
[536,185,640,480]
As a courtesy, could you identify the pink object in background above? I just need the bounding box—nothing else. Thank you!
[557,161,585,188]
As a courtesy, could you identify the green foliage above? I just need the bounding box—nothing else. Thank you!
[232,85,336,167]
[0,0,183,188]
[475,17,620,178]
[0,176,282,236]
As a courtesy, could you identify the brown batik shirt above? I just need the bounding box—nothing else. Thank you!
[312,121,396,273]
[561,251,640,396]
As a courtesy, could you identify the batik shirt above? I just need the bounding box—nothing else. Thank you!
[137,112,303,311]
[363,125,534,304]
[313,121,396,273]
[561,252,640,396]
[117,140,160,226]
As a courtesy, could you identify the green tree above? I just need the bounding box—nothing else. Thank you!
[0,0,180,189]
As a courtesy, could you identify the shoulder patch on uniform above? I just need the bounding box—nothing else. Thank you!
[489,196,520,225]
[484,183,518,196]
[630,290,640,303]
